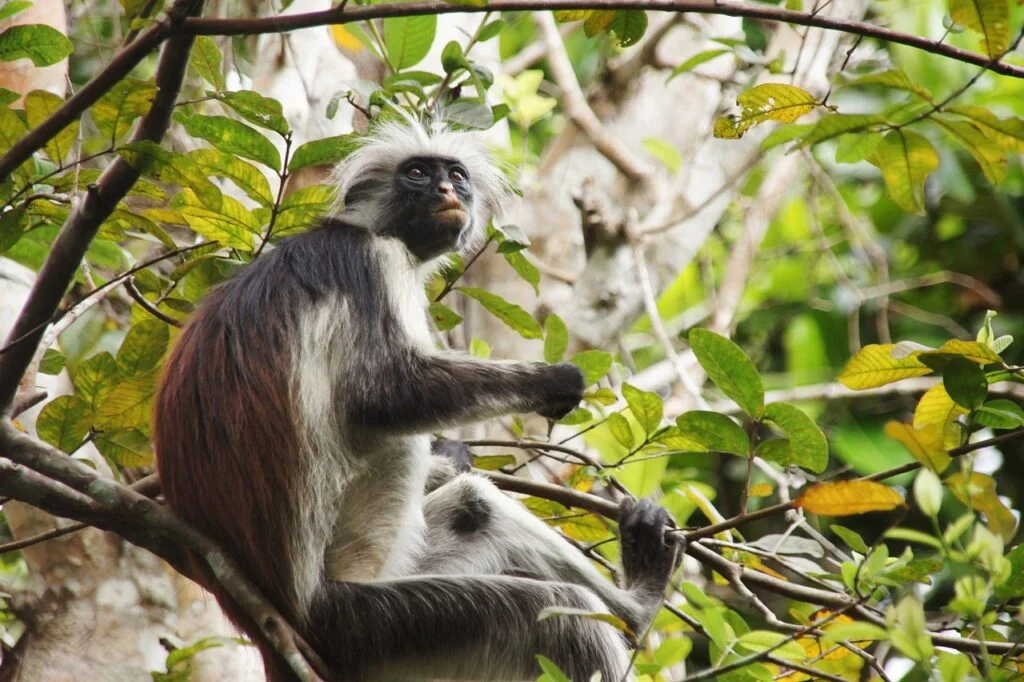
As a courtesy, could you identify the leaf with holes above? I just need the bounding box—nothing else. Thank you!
[714,83,817,139]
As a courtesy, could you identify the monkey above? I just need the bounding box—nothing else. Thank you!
[153,118,678,681]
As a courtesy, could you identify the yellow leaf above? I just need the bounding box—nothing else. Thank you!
[913,384,967,430]
[554,512,611,543]
[330,24,364,53]
[837,344,931,389]
[798,481,904,516]
[714,83,817,139]
[884,421,951,473]
[948,472,1017,542]
[868,130,940,215]
[553,9,594,21]
[583,10,616,37]
[926,339,1001,365]
[950,0,1011,57]
[749,483,773,498]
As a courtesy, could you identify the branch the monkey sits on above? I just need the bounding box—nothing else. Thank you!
[154,118,678,681]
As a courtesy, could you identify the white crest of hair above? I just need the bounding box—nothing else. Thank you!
[329,113,511,253]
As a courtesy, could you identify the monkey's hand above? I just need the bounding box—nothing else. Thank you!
[430,439,473,474]
[619,498,678,598]
[535,363,586,420]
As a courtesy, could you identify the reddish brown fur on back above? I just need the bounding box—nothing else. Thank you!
[154,283,303,679]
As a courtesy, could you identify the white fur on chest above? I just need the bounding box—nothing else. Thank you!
[374,239,437,352]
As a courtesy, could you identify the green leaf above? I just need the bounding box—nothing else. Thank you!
[221,90,289,136]
[456,287,541,339]
[0,24,72,66]
[478,20,505,42]
[188,149,274,207]
[713,83,817,139]
[607,412,635,449]
[570,349,613,386]
[502,251,539,294]
[535,656,571,682]
[118,141,222,209]
[867,130,940,215]
[761,402,829,473]
[933,115,1008,184]
[94,370,158,430]
[270,183,335,237]
[384,14,436,70]
[174,189,259,251]
[445,101,494,130]
[0,88,19,106]
[428,301,463,331]
[669,49,730,80]
[763,113,886,151]
[176,111,281,170]
[831,524,870,554]
[0,0,32,21]
[606,10,647,47]
[622,383,662,435]
[995,544,1024,599]
[583,10,616,38]
[688,328,764,417]
[949,0,1010,57]
[39,348,66,375]
[552,10,594,22]
[25,90,78,165]
[75,352,118,415]
[288,133,360,173]
[889,597,934,662]
[117,320,169,377]
[736,630,806,662]
[95,428,154,467]
[472,454,515,470]
[835,130,884,163]
[839,69,933,100]
[947,106,1024,152]
[941,356,987,410]
[37,395,90,452]
[974,399,1024,430]
[641,137,682,174]
[0,205,27,254]
[189,36,225,90]
[672,411,749,456]
[92,78,157,144]
[543,314,568,364]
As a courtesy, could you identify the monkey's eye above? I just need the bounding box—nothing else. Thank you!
[405,165,428,181]
[449,167,468,183]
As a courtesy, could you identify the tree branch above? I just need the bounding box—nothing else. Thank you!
[183,0,1024,82]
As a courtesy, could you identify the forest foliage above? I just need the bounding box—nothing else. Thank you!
[0,0,1023,680]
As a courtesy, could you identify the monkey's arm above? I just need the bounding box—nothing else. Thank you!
[309,574,630,681]
[350,355,585,432]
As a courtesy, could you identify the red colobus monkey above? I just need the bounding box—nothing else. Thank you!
[154,120,677,681]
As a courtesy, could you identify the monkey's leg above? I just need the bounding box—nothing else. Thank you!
[306,574,630,681]
[419,474,677,638]
[350,355,585,432]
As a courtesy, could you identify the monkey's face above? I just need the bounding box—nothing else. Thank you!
[385,156,476,261]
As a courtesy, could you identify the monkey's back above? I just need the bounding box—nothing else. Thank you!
[154,224,379,622]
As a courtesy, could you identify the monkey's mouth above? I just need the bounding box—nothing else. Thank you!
[433,200,468,223]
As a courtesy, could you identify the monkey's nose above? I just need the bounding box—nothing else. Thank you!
[438,181,455,195]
